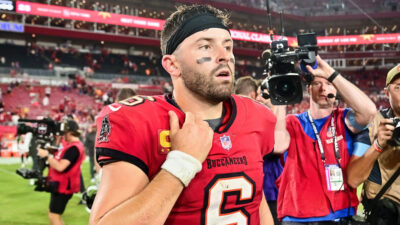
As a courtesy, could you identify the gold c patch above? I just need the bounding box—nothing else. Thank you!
[158,129,171,154]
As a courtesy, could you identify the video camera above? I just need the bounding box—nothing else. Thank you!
[261,33,318,105]
[388,118,400,146]
[15,118,65,192]
[16,166,59,192]
[16,118,66,145]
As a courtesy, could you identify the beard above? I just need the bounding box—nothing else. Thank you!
[181,64,234,104]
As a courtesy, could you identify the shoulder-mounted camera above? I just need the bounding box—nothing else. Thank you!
[261,33,318,105]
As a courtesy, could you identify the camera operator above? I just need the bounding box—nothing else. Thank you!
[346,64,400,225]
[274,55,377,224]
[37,119,86,225]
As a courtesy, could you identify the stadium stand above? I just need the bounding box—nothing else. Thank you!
[0,0,399,154]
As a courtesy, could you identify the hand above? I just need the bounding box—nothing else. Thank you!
[377,118,395,148]
[37,147,49,158]
[168,111,213,163]
[256,89,274,109]
[306,55,336,80]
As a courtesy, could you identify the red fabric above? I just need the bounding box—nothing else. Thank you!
[0,125,16,134]
[95,95,276,225]
[277,108,359,219]
[48,141,85,194]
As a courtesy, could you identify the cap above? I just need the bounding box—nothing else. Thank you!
[64,119,81,135]
[386,64,400,86]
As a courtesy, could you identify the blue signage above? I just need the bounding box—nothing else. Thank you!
[0,22,24,32]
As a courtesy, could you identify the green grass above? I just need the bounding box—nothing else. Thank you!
[0,159,366,225]
[0,159,92,225]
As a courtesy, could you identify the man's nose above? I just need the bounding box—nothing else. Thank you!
[216,46,230,63]
[320,82,328,92]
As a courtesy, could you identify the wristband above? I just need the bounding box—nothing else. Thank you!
[373,139,383,153]
[161,150,202,187]
[327,70,340,83]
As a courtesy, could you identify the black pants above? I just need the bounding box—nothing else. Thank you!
[49,192,73,214]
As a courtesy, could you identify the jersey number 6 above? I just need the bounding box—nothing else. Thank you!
[201,173,255,225]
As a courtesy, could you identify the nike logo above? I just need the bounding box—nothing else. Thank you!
[108,104,121,112]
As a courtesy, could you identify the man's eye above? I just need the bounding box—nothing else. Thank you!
[200,45,210,50]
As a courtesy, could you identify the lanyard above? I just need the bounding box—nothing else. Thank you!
[307,111,341,163]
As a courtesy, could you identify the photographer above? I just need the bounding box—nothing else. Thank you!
[37,119,85,225]
[274,55,377,224]
[347,64,400,225]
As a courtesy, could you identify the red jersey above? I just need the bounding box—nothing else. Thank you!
[95,94,276,225]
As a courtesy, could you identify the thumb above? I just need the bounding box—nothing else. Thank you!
[169,111,179,135]
[306,65,315,75]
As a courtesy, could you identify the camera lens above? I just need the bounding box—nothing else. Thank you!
[268,73,303,105]
[275,80,295,98]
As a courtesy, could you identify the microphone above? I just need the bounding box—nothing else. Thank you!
[327,93,335,99]
[262,49,272,61]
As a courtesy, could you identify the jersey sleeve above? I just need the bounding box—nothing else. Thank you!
[62,146,79,164]
[95,104,150,175]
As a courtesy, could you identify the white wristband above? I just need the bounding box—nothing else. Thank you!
[161,150,202,187]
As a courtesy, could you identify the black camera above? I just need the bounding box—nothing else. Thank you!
[261,33,318,105]
[16,117,66,192]
[16,167,59,192]
[17,118,66,145]
[388,118,400,146]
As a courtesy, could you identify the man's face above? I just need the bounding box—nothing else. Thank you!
[175,28,235,103]
[64,132,72,142]
[308,76,337,108]
[386,76,400,115]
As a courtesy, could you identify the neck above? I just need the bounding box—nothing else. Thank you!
[309,101,333,119]
[67,137,79,143]
[173,89,224,121]
[391,108,400,118]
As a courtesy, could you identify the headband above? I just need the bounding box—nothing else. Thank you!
[165,13,230,55]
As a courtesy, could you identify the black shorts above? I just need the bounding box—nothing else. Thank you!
[49,192,73,214]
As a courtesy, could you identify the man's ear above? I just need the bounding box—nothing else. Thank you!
[250,91,256,100]
[162,55,180,77]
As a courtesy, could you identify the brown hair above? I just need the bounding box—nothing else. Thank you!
[234,76,258,96]
[160,4,231,55]
[116,88,136,102]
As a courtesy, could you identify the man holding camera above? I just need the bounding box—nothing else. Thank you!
[37,119,85,225]
[346,64,400,224]
[274,55,376,224]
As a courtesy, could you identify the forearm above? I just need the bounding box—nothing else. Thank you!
[259,193,274,225]
[47,157,64,172]
[95,169,184,225]
[272,106,289,153]
[333,74,376,125]
[346,147,380,188]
